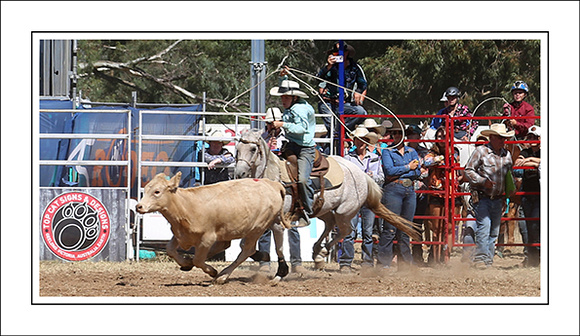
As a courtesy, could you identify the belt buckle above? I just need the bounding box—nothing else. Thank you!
[402,179,412,188]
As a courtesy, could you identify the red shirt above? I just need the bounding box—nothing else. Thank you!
[508,100,535,138]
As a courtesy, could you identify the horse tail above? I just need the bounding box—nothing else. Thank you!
[363,174,422,241]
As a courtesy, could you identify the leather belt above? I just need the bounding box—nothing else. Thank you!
[392,178,413,188]
[478,191,503,200]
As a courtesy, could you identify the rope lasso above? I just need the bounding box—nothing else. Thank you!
[286,66,406,149]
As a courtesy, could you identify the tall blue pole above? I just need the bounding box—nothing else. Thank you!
[250,40,267,129]
[338,40,345,116]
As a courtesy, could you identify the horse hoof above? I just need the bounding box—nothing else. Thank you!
[314,259,326,270]
[180,265,193,272]
[270,276,282,286]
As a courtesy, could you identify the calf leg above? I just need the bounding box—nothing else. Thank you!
[214,235,260,284]
[166,236,194,271]
[190,243,218,278]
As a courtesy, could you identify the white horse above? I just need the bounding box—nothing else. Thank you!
[234,129,421,270]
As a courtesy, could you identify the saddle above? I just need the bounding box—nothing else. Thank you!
[279,149,344,219]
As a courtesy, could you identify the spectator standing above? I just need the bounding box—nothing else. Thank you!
[503,81,536,139]
[430,86,478,141]
[270,70,317,226]
[317,41,368,153]
[516,125,541,267]
[340,126,383,272]
[406,124,430,266]
[464,123,515,269]
[377,121,421,269]
[203,129,235,185]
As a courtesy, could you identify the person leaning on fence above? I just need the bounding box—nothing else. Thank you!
[430,86,478,141]
[464,123,515,269]
[339,126,384,273]
[270,68,317,226]
[377,121,421,270]
[515,125,541,267]
[317,41,368,146]
[502,81,536,139]
[203,129,235,185]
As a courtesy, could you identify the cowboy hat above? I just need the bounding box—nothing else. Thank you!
[381,119,393,130]
[362,118,386,136]
[481,123,515,138]
[349,125,379,145]
[205,129,230,145]
[389,120,406,132]
[270,80,309,98]
[527,125,541,137]
[264,107,282,122]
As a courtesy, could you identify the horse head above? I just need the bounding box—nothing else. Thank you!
[234,129,269,179]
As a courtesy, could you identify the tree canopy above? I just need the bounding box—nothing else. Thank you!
[77,39,540,123]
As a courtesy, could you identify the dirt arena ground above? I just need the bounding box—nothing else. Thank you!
[39,248,541,300]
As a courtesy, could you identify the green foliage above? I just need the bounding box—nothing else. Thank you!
[77,39,540,124]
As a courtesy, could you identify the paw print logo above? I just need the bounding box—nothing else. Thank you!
[42,192,111,261]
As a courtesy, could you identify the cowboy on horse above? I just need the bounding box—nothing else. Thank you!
[269,67,317,226]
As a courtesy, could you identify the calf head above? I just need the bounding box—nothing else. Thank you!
[136,172,181,214]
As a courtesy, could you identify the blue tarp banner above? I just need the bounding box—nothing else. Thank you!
[39,100,203,197]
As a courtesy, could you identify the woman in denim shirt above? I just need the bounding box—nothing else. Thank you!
[377,122,421,269]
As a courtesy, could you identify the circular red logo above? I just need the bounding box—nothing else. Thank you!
[42,192,111,261]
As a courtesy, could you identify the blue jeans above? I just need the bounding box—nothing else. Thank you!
[285,142,315,215]
[472,197,504,265]
[378,182,416,267]
[522,195,540,266]
[339,206,375,267]
[258,227,302,266]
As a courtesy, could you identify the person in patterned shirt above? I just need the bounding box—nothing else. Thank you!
[464,123,515,269]
[430,86,478,141]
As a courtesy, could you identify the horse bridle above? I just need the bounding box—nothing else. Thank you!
[236,137,264,175]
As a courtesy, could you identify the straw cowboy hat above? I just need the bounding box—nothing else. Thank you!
[205,129,230,145]
[270,80,309,98]
[264,107,282,122]
[362,118,386,136]
[481,123,515,138]
[349,125,379,144]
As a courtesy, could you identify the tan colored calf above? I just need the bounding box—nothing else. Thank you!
[136,172,288,284]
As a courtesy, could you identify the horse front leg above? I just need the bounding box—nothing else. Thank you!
[270,222,288,285]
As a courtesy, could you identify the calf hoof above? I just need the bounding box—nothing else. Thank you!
[180,265,193,271]
[213,275,228,285]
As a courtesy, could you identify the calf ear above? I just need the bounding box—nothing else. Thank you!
[168,171,182,192]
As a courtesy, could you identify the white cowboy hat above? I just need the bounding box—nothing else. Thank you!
[439,91,448,102]
[349,125,379,145]
[270,80,309,98]
[264,107,282,122]
[481,123,515,138]
[205,129,230,145]
[362,118,386,136]
[527,125,541,137]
